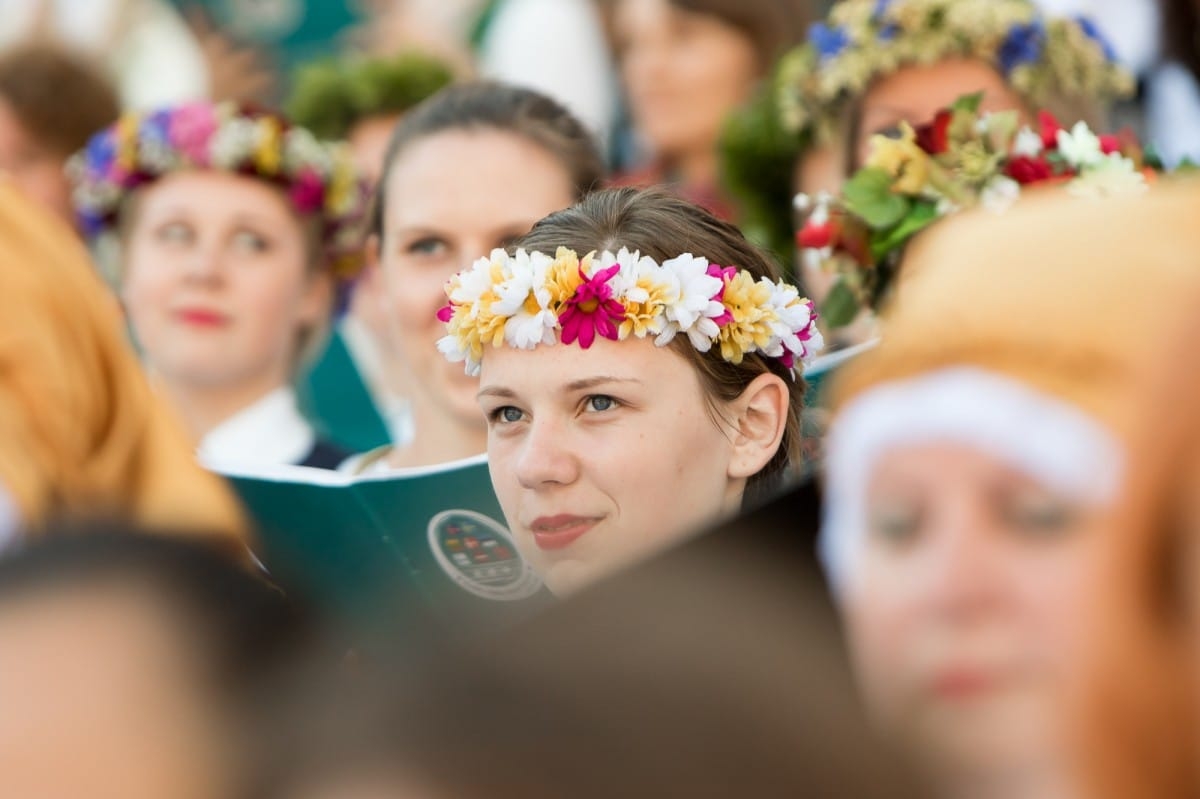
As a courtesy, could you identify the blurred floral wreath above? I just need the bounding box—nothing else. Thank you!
[721,0,1133,273]
[795,93,1163,327]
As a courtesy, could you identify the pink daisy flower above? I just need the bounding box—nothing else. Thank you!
[559,263,624,348]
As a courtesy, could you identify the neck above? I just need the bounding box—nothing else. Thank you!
[387,391,486,469]
[158,374,289,444]
[934,758,1075,799]
[669,146,720,191]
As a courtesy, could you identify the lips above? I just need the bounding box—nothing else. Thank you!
[929,667,1001,701]
[529,515,600,551]
[175,308,230,327]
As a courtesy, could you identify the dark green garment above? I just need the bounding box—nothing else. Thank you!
[297,328,391,455]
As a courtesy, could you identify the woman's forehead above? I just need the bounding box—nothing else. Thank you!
[479,336,693,390]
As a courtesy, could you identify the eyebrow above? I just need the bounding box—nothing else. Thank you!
[477,376,643,401]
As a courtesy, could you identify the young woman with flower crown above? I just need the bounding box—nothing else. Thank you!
[722,0,1133,343]
[69,102,371,470]
[437,187,822,596]
[352,82,607,473]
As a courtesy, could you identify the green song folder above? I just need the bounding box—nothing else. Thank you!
[214,455,552,626]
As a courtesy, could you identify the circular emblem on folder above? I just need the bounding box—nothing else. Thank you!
[428,510,543,601]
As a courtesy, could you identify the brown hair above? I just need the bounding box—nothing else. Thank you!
[0,43,118,157]
[668,0,814,71]
[369,82,606,238]
[514,187,805,506]
[600,0,813,74]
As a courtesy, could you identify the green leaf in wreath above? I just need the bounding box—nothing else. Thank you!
[869,200,941,261]
[842,167,911,229]
[821,279,862,328]
[952,91,984,114]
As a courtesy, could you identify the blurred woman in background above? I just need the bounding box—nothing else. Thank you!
[355,82,605,472]
[70,102,371,470]
[607,0,812,220]
[288,51,456,454]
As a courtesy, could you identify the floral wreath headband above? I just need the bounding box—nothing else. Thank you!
[436,247,824,379]
[776,0,1135,145]
[795,93,1165,327]
[68,101,371,281]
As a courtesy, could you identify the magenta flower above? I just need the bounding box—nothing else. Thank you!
[559,263,624,348]
[289,168,326,214]
[706,264,737,326]
[436,304,454,323]
[168,103,219,166]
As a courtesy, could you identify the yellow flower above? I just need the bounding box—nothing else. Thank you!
[865,123,930,194]
[546,247,584,307]
[715,272,776,364]
[116,114,141,172]
[254,117,282,176]
[619,277,670,339]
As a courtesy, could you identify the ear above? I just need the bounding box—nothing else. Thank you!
[726,372,790,480]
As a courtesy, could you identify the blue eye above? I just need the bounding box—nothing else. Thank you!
[489,406,525,425]
[584,395,617,413]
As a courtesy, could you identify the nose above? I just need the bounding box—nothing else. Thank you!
[181,241,224,285]
[514,414,580,490]
[920,499,1007,623]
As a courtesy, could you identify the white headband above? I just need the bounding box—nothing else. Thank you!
[819,367,1125,596]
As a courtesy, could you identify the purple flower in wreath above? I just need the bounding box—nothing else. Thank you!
[999,20,1046,74]
[83,130,116,175]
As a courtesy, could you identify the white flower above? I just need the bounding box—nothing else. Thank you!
[1012,127,1044,158]
[1067,153,1148,199]
[981,175,1021,213]
[601,247,657,302]
[495,250,558,349]
[449,250,506,309]
[1056,121,1104,169]
[209,118,257,169]
[658,253,723,332]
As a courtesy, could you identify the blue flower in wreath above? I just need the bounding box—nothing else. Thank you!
[872,0,894,22]
[998,20,1046,74]
[83,130,116,174]
[810,22,851,62]
[1075,16,1117,62]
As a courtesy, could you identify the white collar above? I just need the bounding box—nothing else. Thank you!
[197,387,315,470]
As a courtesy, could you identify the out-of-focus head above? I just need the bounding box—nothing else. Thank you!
[252,539,921,799]
[611,0,811,167]
[777,0,1132,191]
[0,43,118,226]
[287,52,455,187]
[439,188,817,594]
[820,181,1200,794]
[69,102,372,393]
[368,82,606,438]
[0,528,310,799]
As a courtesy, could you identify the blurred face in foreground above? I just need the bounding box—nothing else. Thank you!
[843,442,1108,794]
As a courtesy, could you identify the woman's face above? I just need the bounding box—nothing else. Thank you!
[479,336,745,596]
[121,170,328,392]
[843,443,1105,784]
[615,0,760,165]
[0,587,229,799]
[377,129,577,433]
